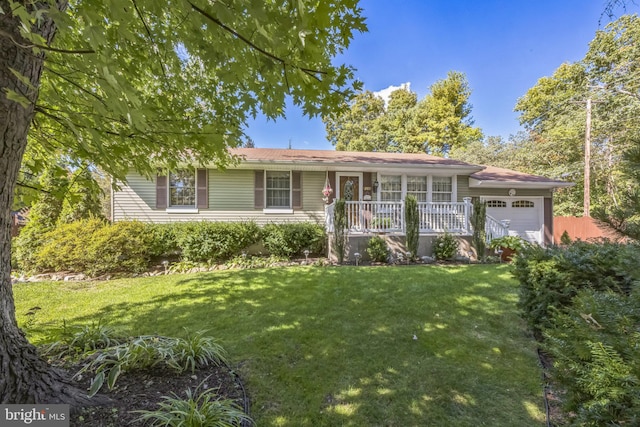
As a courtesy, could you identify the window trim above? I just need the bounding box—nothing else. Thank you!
[168,169,197,209]
[376,173,457,202]
[157,169,207,213]
[264,170,292,211]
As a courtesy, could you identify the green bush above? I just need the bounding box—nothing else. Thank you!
[432,232,459,260]
[146,223,179,258]
[174,221,260,262]
[404,195,419,258]
[85,221,151,275]
[544,288,640,426]
[471,200,487,261]
[333,199,347,264]
[33,218,106,274]
[514,242,640,425]
[366,236,389,263]
[25,219,150,276]
[262,222,326,258]
[514,241,639,334]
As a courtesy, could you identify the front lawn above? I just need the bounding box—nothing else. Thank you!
[14,265,544,426]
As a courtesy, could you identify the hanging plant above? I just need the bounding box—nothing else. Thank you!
[322,175,333,204]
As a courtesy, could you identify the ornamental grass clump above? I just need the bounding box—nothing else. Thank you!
[134,380,252,427]
[77,331,227,397]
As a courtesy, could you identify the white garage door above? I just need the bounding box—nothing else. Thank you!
[483,197,543,244]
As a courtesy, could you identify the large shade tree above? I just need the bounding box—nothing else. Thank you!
[323,71,482,155]
[0,0,366,404]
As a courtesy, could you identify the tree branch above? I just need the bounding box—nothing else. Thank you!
[187,1,327,77]
[131,0,168,79]
[44,65,108,106]
[0,29,95,54]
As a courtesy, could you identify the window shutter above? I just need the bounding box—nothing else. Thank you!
[292,171,302,210]
[254,170,264,209]
[156,173,167,209]
[196,169,208,209]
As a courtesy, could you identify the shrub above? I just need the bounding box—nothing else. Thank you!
[85,220,151,275]
[31,219,150,276]
[471,200,487,261]
[333,199,347,264]
[514,240,640,335]
[488,235,527,251]
[366,236,389,263]
[432,232,458,260]
[261,222,326,258]
[543,288,640,426]
[174,221,260,262]
[146,223,180,258]
[33,218,106,274]
[404,195,419,258]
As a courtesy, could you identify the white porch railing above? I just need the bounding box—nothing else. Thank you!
[485,215,510,241]
[325,200,473,234]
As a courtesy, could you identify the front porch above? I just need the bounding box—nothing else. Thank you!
[324,199,509,241]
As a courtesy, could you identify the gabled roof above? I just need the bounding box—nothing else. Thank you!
[230,148,482,172]
[229,148,572,189]
[469,165,573,189]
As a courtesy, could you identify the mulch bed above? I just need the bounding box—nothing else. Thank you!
[67,362,250,426]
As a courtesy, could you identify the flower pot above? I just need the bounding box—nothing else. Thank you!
[500,247,516,262]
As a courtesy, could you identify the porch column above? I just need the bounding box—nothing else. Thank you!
[463,197,472,234]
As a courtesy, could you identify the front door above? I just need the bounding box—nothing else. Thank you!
[338,175,360,201]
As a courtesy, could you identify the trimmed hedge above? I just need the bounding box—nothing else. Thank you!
[12,219,327,276]
[174,221,261,262]
[261,222,326,258]
[23,218,150,276]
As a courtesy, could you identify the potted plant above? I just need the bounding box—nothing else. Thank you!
[489,235,526,262]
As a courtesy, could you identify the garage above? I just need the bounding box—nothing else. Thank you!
[482,197,544,244]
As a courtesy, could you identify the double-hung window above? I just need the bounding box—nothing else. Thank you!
[407,176,428,202]
[157,169,207,212]
[432,176,452,202]
[169,170,196,207]
[266,171,291,208]
[380,175,402,202]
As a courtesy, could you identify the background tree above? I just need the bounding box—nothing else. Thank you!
[1,0,366,404]
[324,71,482,154]
[410,71,483,155]
[324,90,387,151]
[58,165,104,224]
[512,14,640,231]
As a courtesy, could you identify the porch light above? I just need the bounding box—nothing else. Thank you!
[373,180,379,192]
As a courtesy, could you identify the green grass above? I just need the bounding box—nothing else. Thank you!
[14,265,544,426]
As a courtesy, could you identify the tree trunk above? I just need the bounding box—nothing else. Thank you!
[0,0,101,406]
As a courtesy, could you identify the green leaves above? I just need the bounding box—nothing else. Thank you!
[323,71,483,155]
[9,0,366,183]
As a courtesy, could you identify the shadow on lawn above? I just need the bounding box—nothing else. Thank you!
[49,266,544,426]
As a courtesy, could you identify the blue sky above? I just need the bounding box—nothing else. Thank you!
[246,0,629,150]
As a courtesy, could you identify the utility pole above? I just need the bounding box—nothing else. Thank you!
[584,98,592,217]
